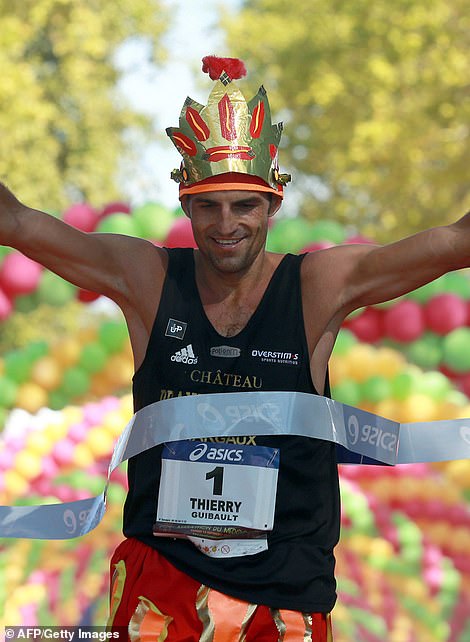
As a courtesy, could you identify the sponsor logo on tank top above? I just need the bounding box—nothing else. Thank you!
[165,318,187,340]
[171,344,198,364]
[251,348,299,365]
[210,345,241,358]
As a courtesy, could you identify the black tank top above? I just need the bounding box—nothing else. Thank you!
[125,248,340,612]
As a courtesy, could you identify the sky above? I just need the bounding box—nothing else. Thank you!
[115,0,242,209]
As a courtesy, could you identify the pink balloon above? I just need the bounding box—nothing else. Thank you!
[0,253,42,296]
[346,306,384,342]
[165,217,197,248]
[63,203,100,232]
[383,300,425,342]
[0,287,12,320]
[424,293,468,334]
[100,201,131,217]
[345,234,375,245]
[301,241,333,253]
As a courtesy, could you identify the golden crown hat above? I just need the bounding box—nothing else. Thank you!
[166,56,291,199]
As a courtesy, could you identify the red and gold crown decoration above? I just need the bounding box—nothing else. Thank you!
[166,56,291,198]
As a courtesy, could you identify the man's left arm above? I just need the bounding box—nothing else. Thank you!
[341,210,470,312]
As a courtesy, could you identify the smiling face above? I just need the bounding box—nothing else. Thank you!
[183,190,281,276]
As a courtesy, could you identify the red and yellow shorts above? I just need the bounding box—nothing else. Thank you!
[108,538,333,641]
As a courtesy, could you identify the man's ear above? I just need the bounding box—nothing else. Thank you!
[268,194,282,218]
[180,196,191,218]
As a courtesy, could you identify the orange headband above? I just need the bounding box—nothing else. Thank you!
[178,173,284,200]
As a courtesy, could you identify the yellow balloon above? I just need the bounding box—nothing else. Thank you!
[344,344,378,382]
[86,427,115,458]
[27,429,53,455]
[374,347,405,378]
[3,469,29,496]
[31,356,62,391]
[73,443,94,468]
[15,450,42,480]
[399,394,437,423]
[15,382,48,413]
[51,337,81,367]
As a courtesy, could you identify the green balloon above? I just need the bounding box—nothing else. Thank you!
[78,342,108,374]
[48,390,69,410]
[4,351,32,384]
[408,278,445,303]
[96,213,140,236]
[390,371,416,400]
[0,246,12,261]
[0,376,18,406]
[309,220,347,244]
[25,340,49,361]
[442,271,470,299]
[98,319,128,354]
[37,271,75,306]
[267,218,314,253]
[415,371,451,400]
[406,333,443,370]
[332,380,361,406]
[333,329,357,356]
[132,202,175,241]
[61,367,90,398]
[443,327,470,372]
[361,375,391,403]
[13,293,39,313]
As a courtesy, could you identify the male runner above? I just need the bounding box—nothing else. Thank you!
[0,57,469,640]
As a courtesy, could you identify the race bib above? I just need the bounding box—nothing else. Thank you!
[153,440,279,558]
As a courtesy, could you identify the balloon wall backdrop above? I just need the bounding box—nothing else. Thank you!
[1,203,470,642]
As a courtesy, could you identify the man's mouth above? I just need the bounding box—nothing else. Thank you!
[213,238,243,246]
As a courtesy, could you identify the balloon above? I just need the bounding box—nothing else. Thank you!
[406,333,443,370]
[78,343,108,374]
[0,376,18,406]
[442,271,470,299]
[331,380,361,406]
[4,351,33,384]
[424,294,468,334]
[77,288,101,303]
[266,218,314,253]
[132,202,175,241]
[408,279,445,304]
[63,204,99,232]
[383,300,425,342]
[333,329,357,356]
[100,201,131,217]
[346,307,384,343]
[37,271,75,306]
[31,357,62,391]
[300,241,332,253]
[15,382,48,413]
[95,213,140,236]
[442,328,470,373]
[0,287,12,320]
[361,375,391,403]
[309,220,347,244]
[165,217,197,248]
[0,253,42,297]
[98,320,128,354]
[61,367,91,398]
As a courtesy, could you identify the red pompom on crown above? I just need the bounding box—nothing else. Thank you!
[201,56,247,81]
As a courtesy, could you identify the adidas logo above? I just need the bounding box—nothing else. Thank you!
[171,344,198,365]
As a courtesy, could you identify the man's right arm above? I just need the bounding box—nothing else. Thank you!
[0,182,163,308]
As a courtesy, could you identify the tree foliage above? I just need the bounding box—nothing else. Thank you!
[0,0,168,208]
[223,0,470,239]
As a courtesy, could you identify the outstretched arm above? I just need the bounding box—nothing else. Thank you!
[342,211,470,311]
[0,182,164,308]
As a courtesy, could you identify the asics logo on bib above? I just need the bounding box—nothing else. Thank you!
[189,443,244,462]
[347,414,397,452]
[171,344,198,364]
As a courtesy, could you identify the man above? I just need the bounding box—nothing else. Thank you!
[0,56,469,640]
